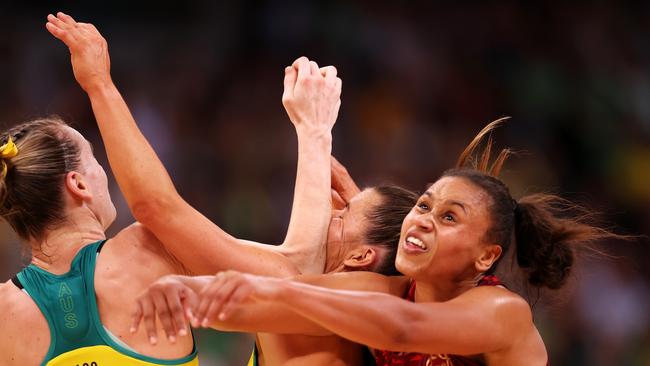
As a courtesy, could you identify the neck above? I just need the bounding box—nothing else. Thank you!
[414,273,482,302]
[29,212,106,275]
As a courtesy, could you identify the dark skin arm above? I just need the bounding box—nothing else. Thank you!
[131,271,407,342]
[188,271,539,358]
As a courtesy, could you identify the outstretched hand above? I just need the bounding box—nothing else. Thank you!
[193,271,284,328]
[46,12,112,92]
[131,275,204,345]
[282,57,342,135]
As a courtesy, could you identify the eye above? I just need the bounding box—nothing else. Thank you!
[416,201,430,211]
[442,212,456,222]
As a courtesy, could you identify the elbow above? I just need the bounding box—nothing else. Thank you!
[130,195,177,226]
[387,324,413,350]
[381,308,422,352]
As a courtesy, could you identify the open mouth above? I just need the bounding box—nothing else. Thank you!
[403,235,428,253]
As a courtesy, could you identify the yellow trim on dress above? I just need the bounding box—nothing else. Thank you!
[46,345,199,366]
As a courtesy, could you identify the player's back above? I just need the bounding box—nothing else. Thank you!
[0,223,197,366]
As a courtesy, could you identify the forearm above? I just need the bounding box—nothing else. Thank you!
[281,130,332,274]
[272,280,514,356]
[274,280,422,351]
[209,301,331,335]
[86,82,178,218]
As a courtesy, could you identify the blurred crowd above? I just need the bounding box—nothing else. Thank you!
[1,1,648,365]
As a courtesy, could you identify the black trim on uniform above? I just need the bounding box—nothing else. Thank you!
[11,275,23,289]
[97,240,106,253]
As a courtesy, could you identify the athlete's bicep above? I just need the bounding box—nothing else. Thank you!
[143,197,299,277]
[393,287,533,355]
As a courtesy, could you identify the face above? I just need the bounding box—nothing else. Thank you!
[395,176,494,283]
[324,188,381,273]
[65,127,116,229]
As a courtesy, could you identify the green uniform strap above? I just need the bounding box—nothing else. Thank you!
[15,240,197,365]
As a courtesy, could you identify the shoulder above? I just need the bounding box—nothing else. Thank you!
[297,272,409,296]
[0,280,49,355]
[456,286,533,332]
[104,222,187,274]
[113,221,160,248]
[0,279,28,312]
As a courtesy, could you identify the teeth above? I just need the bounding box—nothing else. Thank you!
[406,236,426,249]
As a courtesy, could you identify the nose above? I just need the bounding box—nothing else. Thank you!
[413,211,434,231]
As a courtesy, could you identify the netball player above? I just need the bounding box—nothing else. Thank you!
[136,120,622,366]
[43,12,416,366]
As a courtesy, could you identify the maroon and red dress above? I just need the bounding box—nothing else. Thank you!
[373,275,503,366]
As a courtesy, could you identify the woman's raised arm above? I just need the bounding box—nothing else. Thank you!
[46,12,340,276]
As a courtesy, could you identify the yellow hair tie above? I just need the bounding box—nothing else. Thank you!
[0,137,18,179]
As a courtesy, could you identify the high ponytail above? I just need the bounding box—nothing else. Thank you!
[443,118,624,290]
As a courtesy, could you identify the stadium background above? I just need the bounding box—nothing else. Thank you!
[1,2,649,365]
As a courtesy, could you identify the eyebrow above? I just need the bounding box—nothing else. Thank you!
[422,191,468,214]
[446,200,467,214]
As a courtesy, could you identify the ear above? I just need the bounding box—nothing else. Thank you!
[343,246,378,271]
[64,171,92,201]
[475,244,502,273]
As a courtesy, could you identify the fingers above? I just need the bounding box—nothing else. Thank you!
[164,289,188,340]
[183,289,200,328]
[130,300,144,334]
[46,14,79,47]
[320,66,337,79]
[150,290,177,343]
[45,22,67,42]
[295,57,311,80]
[218,285,252,321]
[197,274,238,327]
[332,188,346,210]
[56,11,77,25]
[130,277,195,346]
[282,66,298,103]
[309,61,320,76]
[46,15,74,44]
[140,295,159,345]
[47,13,69,30]
[194,273,224,326]
[331,156,361,202]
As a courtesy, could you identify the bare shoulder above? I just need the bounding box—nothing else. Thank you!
[0,279,49,321]
[457,287,547,362]
[0,280,50,363]
[112,221,161,250]
[0,279,31,319]
[297,272,409,296]
[102,222,186,275]
[458,286,533,328]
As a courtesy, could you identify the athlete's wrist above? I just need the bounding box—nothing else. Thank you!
[84,79,118,99]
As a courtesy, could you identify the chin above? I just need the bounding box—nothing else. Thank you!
[104,207,117,229]
[395,258,416,278]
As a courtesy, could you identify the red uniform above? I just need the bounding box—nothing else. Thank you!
[373,275,503,366]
